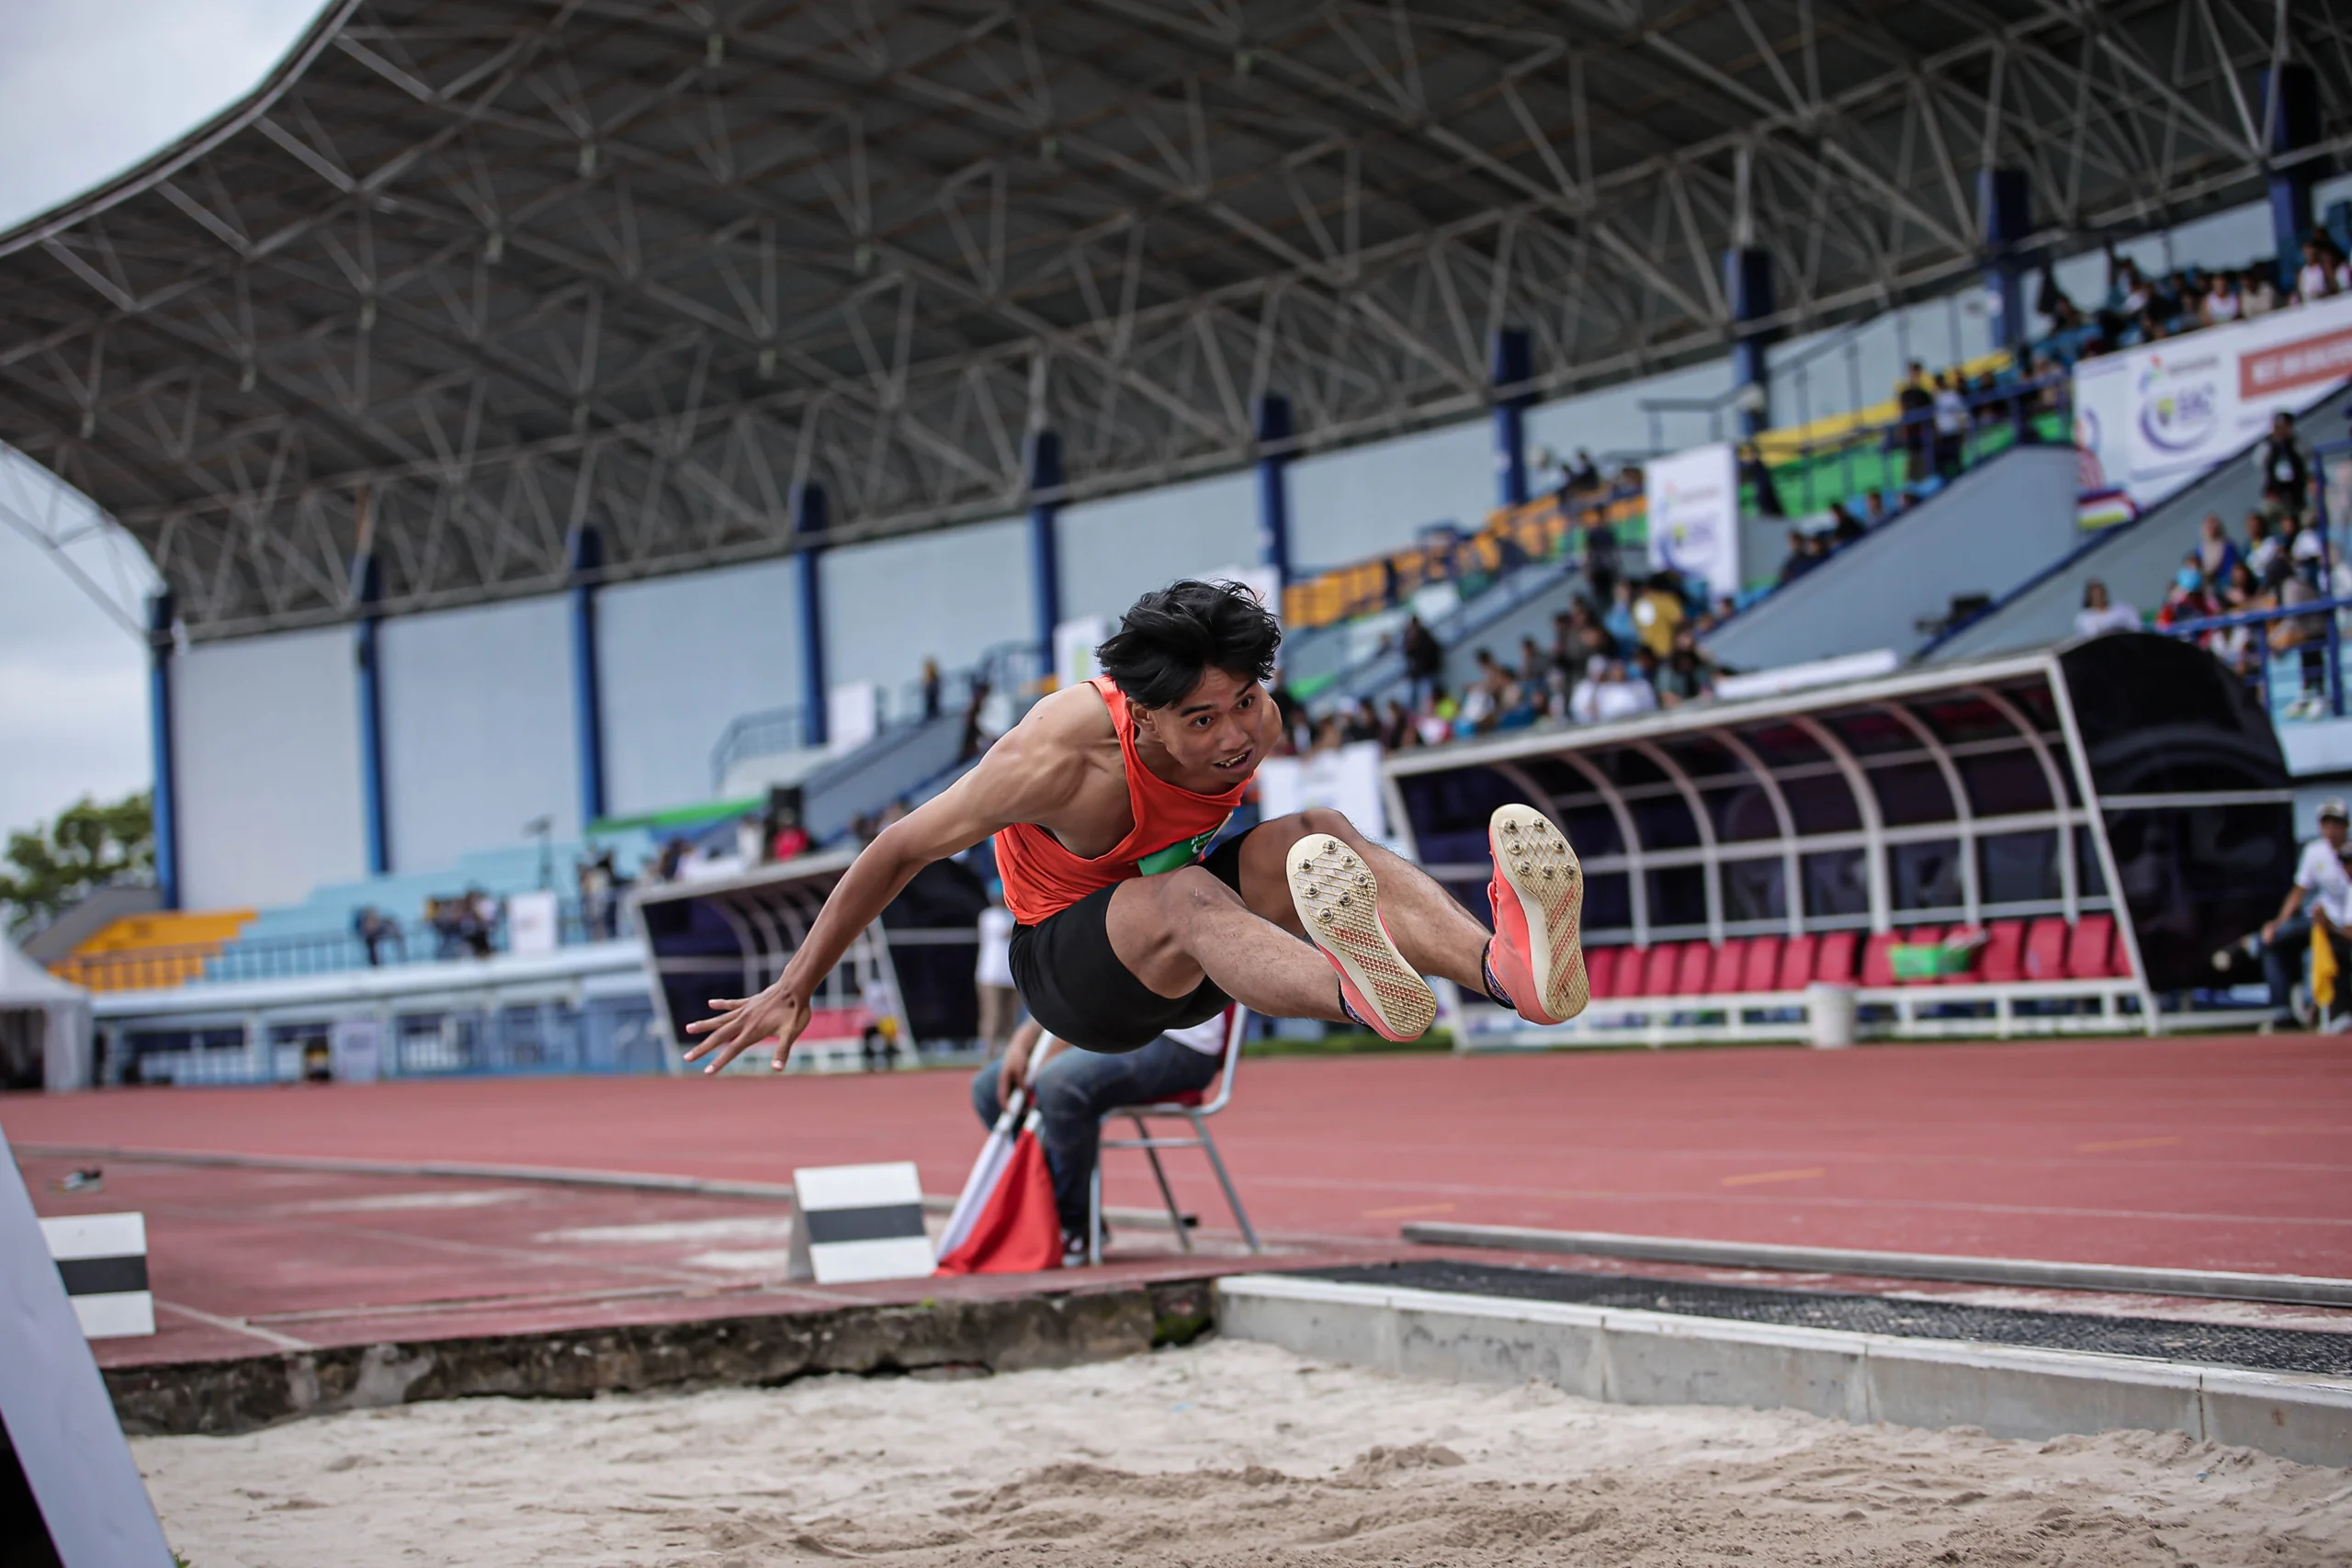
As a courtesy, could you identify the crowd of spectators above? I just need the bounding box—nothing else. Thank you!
[1291,560,1736,754]
[2034,231,2352,371]
[2076,412,2346,716]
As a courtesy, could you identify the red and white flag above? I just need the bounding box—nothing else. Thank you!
[934,1089,1063,1275]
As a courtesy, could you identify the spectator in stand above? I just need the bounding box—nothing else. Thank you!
[2108,254,2151,317]
[2202,270,2243,326]
[1863,491,1890,528]
[2290,511,2328,587]
[2075,578,2141,637]
[1630,644,1665,696]
[2259,797,2352,1032]
[2154,556,2221,636]
[1656,627,1715,707]
[1777,527,1816,588]
[2297,237,2339,303]
[1828,502,1865,546]
[1380,698,1419,751]
[974,882,1019,1056]
[1738,443,1784,517]
[2246,512,2282,582]
[353,906,401,966]
[2196,513,2242,584]
[2274,571,2331,716]
[1631,571,1686,660]
[1565,448,1601,492]
[2245,266,2282,316]
[1604,578,1640,649]
[1517,634,1549,690]
[1569,657,1658,724]
[1415,690,1456,747]
[1895,362,1935,484]
[1399,614,1443,705]
[2257,412,2311,503]
[1580,520,1622,604]
[2211,562,2263,676]
[1931,370,1969,480]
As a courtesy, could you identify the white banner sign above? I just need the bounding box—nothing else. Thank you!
[1257,741,1389,843]
[1644,441,1741,597]
[1052,615,1108,691]
[2074,291,2352,504]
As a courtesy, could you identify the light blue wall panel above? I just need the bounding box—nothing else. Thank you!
[379,595,576,873]
[597,558,801,816]
[823,516,1030,700]
[1526,360,1734,471]
[1058,471,1257,622]
[1287,419,1489,570]
[174,626,364,909]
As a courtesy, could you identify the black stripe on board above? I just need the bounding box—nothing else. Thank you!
[56,1255,149,1298]
[802,1204,928,1246]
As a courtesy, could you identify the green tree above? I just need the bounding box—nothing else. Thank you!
[0,790,153,934]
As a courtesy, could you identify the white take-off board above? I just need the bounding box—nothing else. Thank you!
[787,1161,934,1284]
[0,1125,175,1565]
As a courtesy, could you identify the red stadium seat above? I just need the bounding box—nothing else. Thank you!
[1585,946,1625,999]
[1673,942,1716,996]
[1638,943,1682,997]
[2022,917,2070,980]
[1777,933,1819,992]
[1739,935,1783,993]
[1860,931,1902,987]
[1978,919,2028,984]
[1813,931,1860,984]
[2067,914,2121,979]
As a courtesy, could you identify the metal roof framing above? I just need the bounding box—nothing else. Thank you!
[4,0,2347,639]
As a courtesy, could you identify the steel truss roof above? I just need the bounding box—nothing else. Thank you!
[4,0,2348,639]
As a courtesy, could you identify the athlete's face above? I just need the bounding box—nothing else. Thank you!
[1139,668,1268,784]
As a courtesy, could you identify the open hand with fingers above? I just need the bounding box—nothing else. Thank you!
[682,983,811,1074]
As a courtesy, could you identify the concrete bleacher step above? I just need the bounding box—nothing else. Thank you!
[1702,445,2081,673]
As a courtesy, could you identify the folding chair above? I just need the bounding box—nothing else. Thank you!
[1085,1005,1261,1266]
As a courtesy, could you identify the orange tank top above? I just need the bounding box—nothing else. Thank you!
[994,676,1246,926]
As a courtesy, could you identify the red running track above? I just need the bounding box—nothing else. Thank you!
[11,1035,2348,1277]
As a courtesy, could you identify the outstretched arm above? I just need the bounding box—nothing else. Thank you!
[682,703,1087,1073]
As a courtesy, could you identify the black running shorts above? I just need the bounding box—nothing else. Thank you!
[1008,829,1252,1052]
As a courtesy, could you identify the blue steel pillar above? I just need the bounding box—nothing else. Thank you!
[793,482,830,749]
[351,550,390,875]
[1723,247,1775,437]
[1027,429,1064,660]
[1253,394,1295,591]
[1979,167,2030,353]
[566,524,606,826]
[1489,328,1533,510]
[145,592,179,909]
[2264,64,2320,292]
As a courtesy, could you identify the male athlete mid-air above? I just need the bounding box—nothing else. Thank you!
[683,580,1589,1071]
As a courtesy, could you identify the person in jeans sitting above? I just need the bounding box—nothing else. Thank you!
[969,1011,1227,1264]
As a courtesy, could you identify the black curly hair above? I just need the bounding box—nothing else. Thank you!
[1095,580,1283,709]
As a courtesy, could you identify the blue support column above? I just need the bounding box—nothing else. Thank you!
[1978,167,2030,353]
[351,551,390,875]
[2264,64,2320,292]
[1027,429,1064,660]
[1722,248,1776,437]
[793,482,830,749]
[567,524,607,826]
[1253,394,1295,591]
[145,592,179,910]
[1489,328,1532,509]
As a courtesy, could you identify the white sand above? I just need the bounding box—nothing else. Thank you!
[137,1339,2351,1567]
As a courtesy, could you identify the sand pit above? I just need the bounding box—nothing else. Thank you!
[136,1339,2349,1566]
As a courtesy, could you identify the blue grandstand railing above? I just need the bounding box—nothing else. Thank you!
[2157,594,2352,722]
[59,899,604,993]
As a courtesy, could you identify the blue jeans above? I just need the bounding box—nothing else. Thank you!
[970,1035,1222,1237]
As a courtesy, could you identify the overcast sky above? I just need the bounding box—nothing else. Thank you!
[0,0,322,842]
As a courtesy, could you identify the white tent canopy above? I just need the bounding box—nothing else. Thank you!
[0,939,94,1093]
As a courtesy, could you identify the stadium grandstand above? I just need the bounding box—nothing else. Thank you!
[5,0,2352,1080]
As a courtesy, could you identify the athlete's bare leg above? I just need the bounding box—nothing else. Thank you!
[1227,808,1492,993]
[1102,863,1354,1021]
[1102,807,1495,1027]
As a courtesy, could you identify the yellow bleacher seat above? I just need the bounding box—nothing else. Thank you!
[51,909,255,993]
